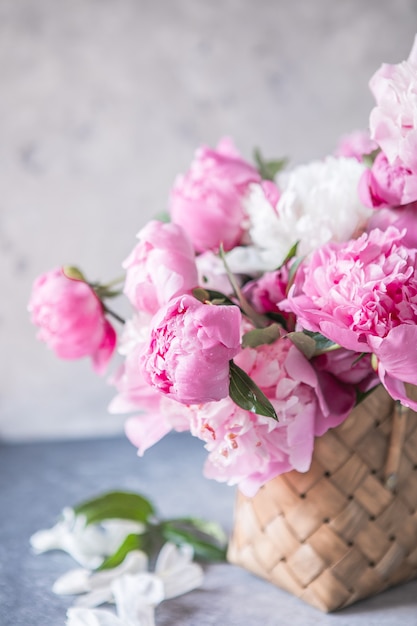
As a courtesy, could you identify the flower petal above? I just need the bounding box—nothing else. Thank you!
[66,607,122,626]
[155,543,204,599]
[370,325,417,386]
[52,568,90,595]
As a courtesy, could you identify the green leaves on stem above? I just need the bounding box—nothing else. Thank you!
[72,490,228,571]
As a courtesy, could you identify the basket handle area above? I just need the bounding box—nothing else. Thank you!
[384,401,409,491]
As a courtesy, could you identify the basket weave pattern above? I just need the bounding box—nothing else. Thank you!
[227,386,417,612]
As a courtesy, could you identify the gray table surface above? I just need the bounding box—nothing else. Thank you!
[1,433,417,626]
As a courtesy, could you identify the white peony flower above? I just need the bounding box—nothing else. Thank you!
[241,156,372,271]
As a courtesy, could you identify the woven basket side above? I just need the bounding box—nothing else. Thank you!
[228,385,417,612]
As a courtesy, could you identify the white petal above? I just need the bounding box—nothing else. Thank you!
[161,562,204,599]
[154,543,203,600]
[31,512,145,569]
[112,575,161,625]
[74,587,114,609]
[66,607,122,626]
[52,568,90,595]
[89,551,148,590]
[30,527,65,554]
[154,543,193,573]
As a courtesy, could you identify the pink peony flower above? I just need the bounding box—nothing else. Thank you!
[367,201,417,248]
[313,349,379,391]
[123,220,198,315]
[358,151,417,208]
[282,227,417,408]
[169,137,261,253]
[29,268,116,373]
[334,129,378,161]
[369,36,417,174]
[243,267,289,316]
[140,294,242,404]
[187,339,354,496]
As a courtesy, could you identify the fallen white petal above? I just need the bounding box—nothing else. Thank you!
[74,587,115,609]
[112,574,162,623]
[67,607,124,626]
[53,568,90,595]
[154,543,204,599]
[88,551,148,591]
[30,509,144,569]
[154,542,193,573]
[161,562,204,599]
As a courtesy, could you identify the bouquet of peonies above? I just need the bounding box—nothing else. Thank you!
[29,36,417,498]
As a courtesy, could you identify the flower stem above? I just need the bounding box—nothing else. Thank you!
[103,305,125,325]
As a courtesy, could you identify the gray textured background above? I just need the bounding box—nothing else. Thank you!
[2,0,417,440]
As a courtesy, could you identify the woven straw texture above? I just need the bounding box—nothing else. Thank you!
[227,385,417,612]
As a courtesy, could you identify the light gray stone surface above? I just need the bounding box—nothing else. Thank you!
[1,433,417,625]
[3,0,417,440]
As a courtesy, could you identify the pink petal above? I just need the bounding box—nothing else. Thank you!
[369,325,417,385]
[91,320,117,375]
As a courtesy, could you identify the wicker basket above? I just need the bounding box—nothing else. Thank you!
[227,385,417,612]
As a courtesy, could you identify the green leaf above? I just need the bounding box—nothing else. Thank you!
[285,256,305,294]
[287,331,339,359]
[302,330,339,355]
[73,491,156,526]
[154,212,171,223]
[254,148,288,181]
[355,384,380,406]
[192,287,236,307]
[286,332,317,359]
[278,241,300,269]
[96,533,143,571]
[63,265,86,282]
[160,518,228,562]
[94,286,123,300]
[242,323,281,349]
[362,148,380,168]
[229,360,278,420]
[351,352,368,367]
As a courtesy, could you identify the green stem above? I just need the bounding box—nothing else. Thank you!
[103,305,125,325]
[103,275,125,288]
[219,245,269,329]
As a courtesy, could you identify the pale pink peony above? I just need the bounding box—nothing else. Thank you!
[123,220,198,315]
[335,129,378,161]
[187,339,355,496]
[358,151,417,208]
[282,227,417,408]
[367,201,417,249]
[369,36,417,174]
[169,137,261,253]
[140,294,242,404]
[29,268,116,373]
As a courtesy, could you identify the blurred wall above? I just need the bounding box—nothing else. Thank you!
[2,0,417,440]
